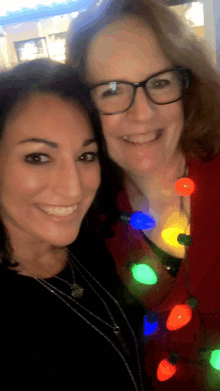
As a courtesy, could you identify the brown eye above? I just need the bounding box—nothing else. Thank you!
[148,79,170,89]
[78,152,98,162]
[25,153,50,164]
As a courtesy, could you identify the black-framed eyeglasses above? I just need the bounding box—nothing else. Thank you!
[90,66,192,115]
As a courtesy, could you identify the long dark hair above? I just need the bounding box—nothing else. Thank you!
[66,0,220,163]
[0,58,121,270]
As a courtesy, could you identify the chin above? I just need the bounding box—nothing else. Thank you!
[128,164,156,176]
[48,231,80,248]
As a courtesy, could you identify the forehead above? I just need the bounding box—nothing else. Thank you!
[86,17,171,83]
[3,93,92,144]
[7,93,85,123]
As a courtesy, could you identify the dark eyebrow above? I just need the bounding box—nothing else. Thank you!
[18,137,97,148]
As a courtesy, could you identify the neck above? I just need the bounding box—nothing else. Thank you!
[1,212,68,278]
[125,152,186,209]
[6,238,67,278]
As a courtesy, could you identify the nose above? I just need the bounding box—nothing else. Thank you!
[129,86,156,122]
[52,160,82,202]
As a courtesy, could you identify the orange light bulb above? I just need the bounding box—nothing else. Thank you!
[174,178,195,197]
[157,359,177,381]
[166,304,192,331]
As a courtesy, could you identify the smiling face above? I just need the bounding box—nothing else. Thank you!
[86,18,184,178]
[0,93,101,250]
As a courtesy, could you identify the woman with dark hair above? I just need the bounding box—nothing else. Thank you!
[0,58,145,390]
[66,0,220,390]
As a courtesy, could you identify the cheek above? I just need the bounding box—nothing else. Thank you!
[101,115,123,139]
[81,165,101,195]
[179,108,184,127]
[2,168,44,201]
[174,105,184,123]
[164,103,184,126]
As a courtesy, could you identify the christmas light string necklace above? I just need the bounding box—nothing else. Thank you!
[120,163,220,382]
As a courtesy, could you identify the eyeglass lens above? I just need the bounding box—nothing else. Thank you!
[91,70,185,114]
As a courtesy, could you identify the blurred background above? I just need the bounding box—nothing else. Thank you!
[0,0,218,71]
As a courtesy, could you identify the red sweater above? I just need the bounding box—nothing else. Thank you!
[106,152,220,391]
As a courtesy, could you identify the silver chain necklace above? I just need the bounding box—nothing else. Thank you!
[36,251,124,334]
[25,249,145,391]
[52,251,84,298]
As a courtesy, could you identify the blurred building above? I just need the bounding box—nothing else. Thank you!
[0,1,206,71]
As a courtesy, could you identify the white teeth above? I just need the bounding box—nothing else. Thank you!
[39,205,77,216]
[122,131,158,144]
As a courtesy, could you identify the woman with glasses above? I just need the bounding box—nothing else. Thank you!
[67,0,220,390]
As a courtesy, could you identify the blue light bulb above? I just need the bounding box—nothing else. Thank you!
[130,212,156,230]
[143,312,159,336]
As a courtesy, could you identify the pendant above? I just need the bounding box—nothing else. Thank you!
[71,284,84,298]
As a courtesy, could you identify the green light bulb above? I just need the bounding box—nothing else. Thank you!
[210,350,220,370]
[132,264,157,285]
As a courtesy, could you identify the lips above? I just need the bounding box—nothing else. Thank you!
[121,129,163,144]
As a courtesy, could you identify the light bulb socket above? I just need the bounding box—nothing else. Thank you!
[168,351,180,365]
[187,297,199,309]
[120,211,132,224]
[177,233,193,246]
[198,347,207,364]
[146,311,158,324]
[126,260,133,271]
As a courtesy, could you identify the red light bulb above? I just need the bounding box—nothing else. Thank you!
[174,178,195,197]
[166,304,192,331]
[157,359,176,381]
[166,297,198,331]
[157,352,180,382]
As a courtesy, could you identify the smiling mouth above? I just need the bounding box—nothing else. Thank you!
[38,205,78,216]
[121,129,163,144]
